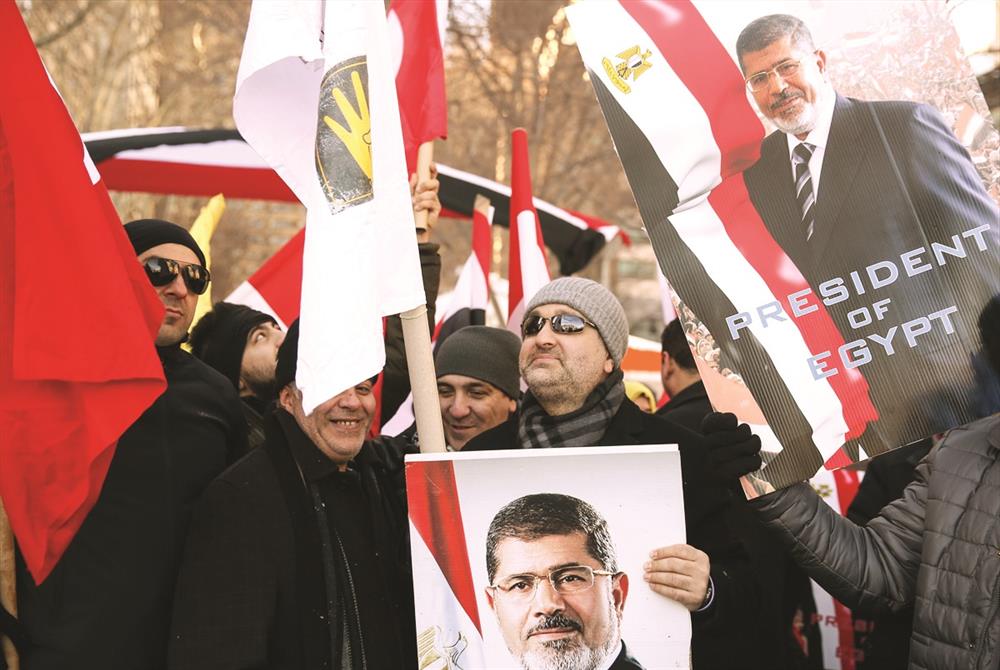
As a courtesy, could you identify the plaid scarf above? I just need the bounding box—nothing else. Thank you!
[517,369,626,449]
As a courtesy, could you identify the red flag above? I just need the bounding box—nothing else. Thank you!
[388,0,448,171]
[0,3,166,583]
[506,128,550,330]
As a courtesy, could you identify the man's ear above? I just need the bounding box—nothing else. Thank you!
[815,49,828,75]
[603,356,614,375]
[613,573,629,618]
[506,397,517,415]
[237,376,250,395]
[485,587,497,612]
[278,384,297,413]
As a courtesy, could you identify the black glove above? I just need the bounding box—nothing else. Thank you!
[701,411,762,481]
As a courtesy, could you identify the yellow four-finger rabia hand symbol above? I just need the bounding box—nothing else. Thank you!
[323,70,372,180]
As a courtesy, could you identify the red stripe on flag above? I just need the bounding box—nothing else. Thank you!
[98,157,298,202]
[508,128,548,323]
[472,206,492,289]
[620,0,878,440]
[407,460,482,633]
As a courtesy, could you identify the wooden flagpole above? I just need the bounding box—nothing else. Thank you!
[0,497,19,670]
[404,140,447,454]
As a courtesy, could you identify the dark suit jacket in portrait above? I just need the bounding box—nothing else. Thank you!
[744,94,999,458]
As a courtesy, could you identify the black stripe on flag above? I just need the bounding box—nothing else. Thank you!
[589,71,823,487]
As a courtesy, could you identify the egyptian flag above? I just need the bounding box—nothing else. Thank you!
[566,1,883,486]
[433,194,493,346]
[234,0,425,414]
[0,4,165,583]
[406,459,486,668]
[506,128,551,331]
[387,0,449,172]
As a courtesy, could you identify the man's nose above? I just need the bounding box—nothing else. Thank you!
[532,578,566,613]
[448,395,471,418]
[769,71,789,94]
[533,321,558,346]
[163,272,188,298]
[338,389,363,409]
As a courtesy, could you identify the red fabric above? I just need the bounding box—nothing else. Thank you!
[566,208,631,246]
[620,0,878,450]
[99,157,298,202]
[471,204,492,292]
[248,228,305,326]
[507,128,547,323]
[406,460,482,633]
[388,0,448,172]
[0,2,165,584]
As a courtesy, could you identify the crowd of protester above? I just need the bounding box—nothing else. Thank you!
[3,15,1000,670]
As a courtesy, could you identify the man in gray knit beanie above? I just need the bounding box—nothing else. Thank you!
[435,326,520,450]
[462,277,765,662]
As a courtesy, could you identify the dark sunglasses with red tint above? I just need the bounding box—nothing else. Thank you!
[521,313,597,338]
[142,257,211,295]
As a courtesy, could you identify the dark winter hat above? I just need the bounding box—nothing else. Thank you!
[435,326,521,399]
[525,277,629,366]
[274,319,300,392]
[124,218,207,267]
[189,302,277,389]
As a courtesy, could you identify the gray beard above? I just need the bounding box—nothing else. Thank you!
[516,604,620,670]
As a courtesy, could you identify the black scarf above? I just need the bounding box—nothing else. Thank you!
[517,369,625,449]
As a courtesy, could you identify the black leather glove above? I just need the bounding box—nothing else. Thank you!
[701,411,762,481]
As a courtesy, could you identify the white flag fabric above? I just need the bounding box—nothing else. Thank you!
[235,0,424,413]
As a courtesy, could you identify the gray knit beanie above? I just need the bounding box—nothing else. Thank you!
[435,326,521,399]
[525,277,629,366]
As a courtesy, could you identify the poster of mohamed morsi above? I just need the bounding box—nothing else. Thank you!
[567,0,1000,493]
[405,445,690,669]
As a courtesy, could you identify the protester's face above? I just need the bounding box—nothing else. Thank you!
[486,532,627,670]
[138,243,201,347]
[742,35,828,138]
[437,374,516,450]
[520,305,614,412]
[279,380,375,468]
[241,321,285,399]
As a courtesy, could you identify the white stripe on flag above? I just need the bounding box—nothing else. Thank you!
[112,140,271,169]
[225,281,288,330]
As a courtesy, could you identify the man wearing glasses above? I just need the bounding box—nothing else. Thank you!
[464,277,762,669]
[485,493,643,670]
[738,14,998,446]
[14,218,247,670]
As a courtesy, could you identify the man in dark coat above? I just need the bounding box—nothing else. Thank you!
[464,277,763,669]
[168,319,415,670]
[739,14,999,459]
[655,319,710,431]
[190,302,285,449]
[15,218,248,670]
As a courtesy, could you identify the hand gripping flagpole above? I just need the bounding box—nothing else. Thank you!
[404,141,447,453]
[0,497,19,670]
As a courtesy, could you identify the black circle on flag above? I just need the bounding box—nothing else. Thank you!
[315,55,374,213]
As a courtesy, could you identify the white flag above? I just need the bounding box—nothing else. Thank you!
[234,0,424,413]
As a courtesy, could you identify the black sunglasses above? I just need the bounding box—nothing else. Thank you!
[521,313,597,338]
[142,257,211,295]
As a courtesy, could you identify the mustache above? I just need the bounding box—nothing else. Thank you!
[770,89,803,111]
[528,613,582,636]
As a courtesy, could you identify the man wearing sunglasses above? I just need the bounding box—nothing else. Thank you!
[485,493,644,670]
[463,277,762,669]
[14,218,248,670]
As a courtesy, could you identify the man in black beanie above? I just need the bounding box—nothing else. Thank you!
[15,218,248,670]
[435,326,520,450]
[169,319,416,670]
[190,302,285,449]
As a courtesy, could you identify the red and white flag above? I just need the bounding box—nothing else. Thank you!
[0,3,165,583]
[388,0,449,172]
[381,196,493,437]
[406,459,486,668]
[234,0,424,414]
[567,1,878,476]
[506,128,550,332]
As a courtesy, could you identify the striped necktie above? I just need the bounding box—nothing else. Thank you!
[792,142,816,242]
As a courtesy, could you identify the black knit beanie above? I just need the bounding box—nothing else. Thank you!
[435,326,521,399]
[124,218,207,266]
[189,302,276,389]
